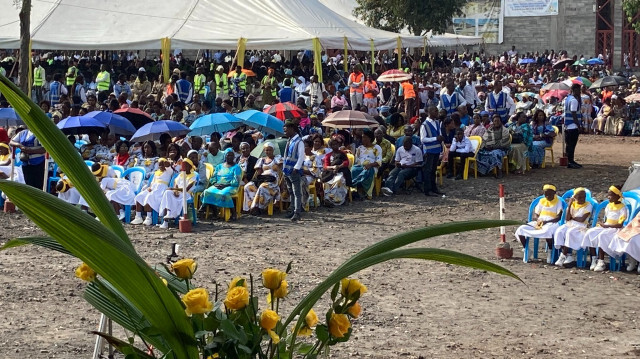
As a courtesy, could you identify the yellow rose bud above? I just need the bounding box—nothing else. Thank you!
[262,268,286,290]
[328,313,351,338]
[340,278,368,298]
[305,309,319,328]
[224,286,250,311]
[182,288,213,316]
[260,309,280,331]
[273,280,288,298]
[229,276,248,289]
[172,258,197,279]
[297,326,312,336]
[75,262,96,282]
[347,301,361,318]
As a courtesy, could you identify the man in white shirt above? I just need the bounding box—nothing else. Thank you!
[439,80,466,116]
[381,136,423,196]
[462,74,480,110]
[446,129,474,180]
[485,80,515,124]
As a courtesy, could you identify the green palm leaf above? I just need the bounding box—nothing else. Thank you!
[1,236,71,255]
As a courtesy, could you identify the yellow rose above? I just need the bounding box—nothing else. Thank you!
[224,286,249,311]
[75,263,96,282]
[273,280,288,298]
[262,268,286,290]
[229,276,248,289]
[260,310,281,344]
[182,288,213,316]
[340,278,367,298]
[297,309,319,336]
[347,301,361,318]
[328,313,351,338]
[172,258,197,279]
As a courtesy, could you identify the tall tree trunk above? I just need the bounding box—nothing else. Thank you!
[18,0,31,95]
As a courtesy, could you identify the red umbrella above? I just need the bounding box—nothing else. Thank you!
[263,102,305,120]
[114,107,154,129]
[541,89,569,103]
[377,69,412,82]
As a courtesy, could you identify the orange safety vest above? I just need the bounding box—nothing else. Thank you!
[401,82,415,99]
[349,72,364,93]
[363,80,378,99]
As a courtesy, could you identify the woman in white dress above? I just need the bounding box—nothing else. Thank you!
[301,138,321,207]
[582,186,628,272]
[101,176,137,221]
[56,177,85,209]
[515,184,563,263]
[553,188,593,267]
[131,158,174,225]
[0,142,25,184]
[243,142,282,214]
[608,211,640,272]
[158,158,196,228]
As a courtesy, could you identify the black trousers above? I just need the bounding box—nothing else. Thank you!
[233,96,245,110]
[564,128,579,164]
[421,153,440,193]
[23,162,46,190]
[447,151,474,174]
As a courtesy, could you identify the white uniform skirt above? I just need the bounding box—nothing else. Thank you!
[159,190,192,218]
[134,183,169,212]
[609,234,640,261]
[0,165,25,184]
[581,227,619,257]
[515,221,560,240]
[58,187,83,205]
[553,221,589,250]
[102,178,136,206]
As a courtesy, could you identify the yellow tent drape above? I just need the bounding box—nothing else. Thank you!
[397,37,402,70]
[28,39,32,96]
[369,39,375,74]
[343,37,348,73]
[237,37,247,67]
[312,37,323,83]
[161,37,171,83]
[422,37,427,57]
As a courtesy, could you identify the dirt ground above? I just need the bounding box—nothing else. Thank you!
[1,135,640,358]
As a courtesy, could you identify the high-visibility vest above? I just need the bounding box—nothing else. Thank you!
[232,73,246,91]
[97,71,110,92]
[364,80,378,99]
[194,74,206,94]
[564,94,582,127]
[66,66,77,86]
[262,76,277,97]
[33,66,44,86]
[49,81,62,106]
[349,72,364,93]
[215,73,229,94]
[401,82,415,99]
[419,62,429,71]
[488,91,508,122]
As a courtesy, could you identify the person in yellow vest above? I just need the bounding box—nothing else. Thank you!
[214,65,229,101]
[348,65,365,109]
[261,68,278,106]
[401,79,416,118]
[95,64,111,101]
[65,59,78,86]
[231,65,247,110]
[193,66,206,96]
[32,59,46,103]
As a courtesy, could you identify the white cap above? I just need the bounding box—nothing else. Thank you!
[138,67,146,72]
[216,65,224,71]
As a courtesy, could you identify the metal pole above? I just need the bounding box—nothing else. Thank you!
[499,184,506,243]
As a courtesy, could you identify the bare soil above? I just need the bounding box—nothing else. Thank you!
[1,135,640,358]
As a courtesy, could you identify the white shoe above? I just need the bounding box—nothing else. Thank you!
[130,216,144,225]
[563,255,575,265]
[118,212,126,221]
[159,221,169,229]
[554,253,566,266]
[143,216,153,226]
[590,257,598,271]
[627,258,638,272]
[594,259,606,272]
[163,214,173,220]
[381,187,393,196]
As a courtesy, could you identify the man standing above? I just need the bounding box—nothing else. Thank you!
[485,80,514,124]
[193,66,207,97]
[401,79,416,118]
[363,74,379,115]
[32,60,46,103]
[283,120,305,222]
[348,65,364,108]
[96,64,111,102]
[306,75,325,108]
[564,84,582,169]
[420,106,445,196]
[48,73,68,108]
[230,65,247,109]
[214,65,229,101]
[175,71,193,104]
[261,68,278,106]
[65,59,78,87]
[439,80,466,117]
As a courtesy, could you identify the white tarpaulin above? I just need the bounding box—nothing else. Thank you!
[504,0,559,17]
[0,0,482,50]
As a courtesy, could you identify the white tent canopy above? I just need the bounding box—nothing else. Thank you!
[0,0,481,50]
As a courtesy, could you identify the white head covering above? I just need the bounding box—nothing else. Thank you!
[263,142,274,149]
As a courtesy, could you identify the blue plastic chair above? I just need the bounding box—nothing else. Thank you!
[608,200,636,271]
[111,165,125,178]
[14,148,23,167]
[122,167,147,223]
[523,195,567,263]
[84,160,94,167]
[46,163,61,193]
[581,200,634,271]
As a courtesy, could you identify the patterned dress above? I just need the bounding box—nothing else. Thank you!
[243,156,282,211]
[350,144,382,198]
[202,163,242,208]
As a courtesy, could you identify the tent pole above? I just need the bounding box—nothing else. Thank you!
[369,39,375,75]
[343,37,348,73]
[397,37,402,70]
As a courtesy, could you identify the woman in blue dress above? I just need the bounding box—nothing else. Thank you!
[529,110,556,168]
[202,150,242,219]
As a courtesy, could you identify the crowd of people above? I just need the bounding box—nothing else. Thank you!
[0,45,638,227]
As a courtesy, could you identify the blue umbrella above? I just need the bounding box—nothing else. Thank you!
[129,120,191,142]
[518,58,535,64]
[0,108,24,127]
[56,116,107,135]
[189,113,241,136]
[587,58,604,65]
[235,110,284,136]
[82,111,136,136]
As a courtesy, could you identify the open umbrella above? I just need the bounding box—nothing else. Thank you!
[515,92,536,100]
[518,58,535,65]
[114,107,154,129]
[235,110,284,136]
[541,89,569,103]
[625,93,640,102]
[189,113,241,136]
[572,59,587,66]
[250,138,288,158]
[82,111,136,136]
[227,69,257,77]
[552,58,573,69]
[541,82,570,91]
[56,116,108,135]
[322,110,378,129]
[0,108,24,128]
[377,69,412,82]
[589,76,630,89]
[587,58,604,65]
[264,102,305,120]
[130,120,191,142]
[564,76,592,87]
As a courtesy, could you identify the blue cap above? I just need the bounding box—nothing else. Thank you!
[379,106,390,112]
[480,111,489,116]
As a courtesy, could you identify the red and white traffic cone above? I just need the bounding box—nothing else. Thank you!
[495,184,513,259]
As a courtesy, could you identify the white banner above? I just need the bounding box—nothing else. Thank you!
[504,0,558,17]
[451,0,504,44]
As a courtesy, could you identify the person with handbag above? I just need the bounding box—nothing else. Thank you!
[243,142,282,215]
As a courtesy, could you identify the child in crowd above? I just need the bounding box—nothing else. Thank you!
[158,158,196,229]
[553,188,593,267]
[446,128,474,180]
[582,185,628,272]
[609,208,640,272]
[515,184,563,263]
[131,158,174,225]
[56,176,87,211]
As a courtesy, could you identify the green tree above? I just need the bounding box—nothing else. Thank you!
[353,0,467,36]
[623,0,640,33]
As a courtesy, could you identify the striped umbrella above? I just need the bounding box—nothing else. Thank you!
[377,69,412,82]
[321,110,378,129]
[263,102,305,120]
